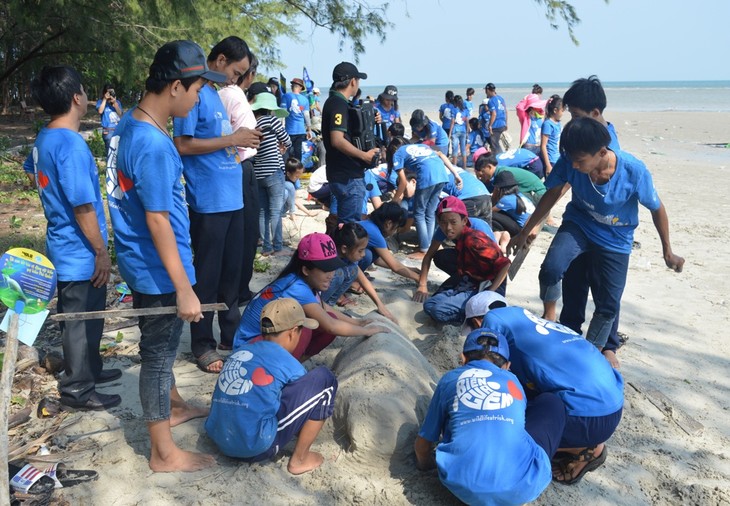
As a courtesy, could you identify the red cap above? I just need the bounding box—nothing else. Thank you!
[437,196,468,218]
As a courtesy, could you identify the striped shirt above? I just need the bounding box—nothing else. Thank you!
[252,114,291,179]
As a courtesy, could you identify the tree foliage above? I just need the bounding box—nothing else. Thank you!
[0,0,592,111]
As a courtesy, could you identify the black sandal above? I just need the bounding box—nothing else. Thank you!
[553,446,608,485]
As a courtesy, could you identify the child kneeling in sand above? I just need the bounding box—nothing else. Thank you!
[415,328,565,505]
[206,298,337,474]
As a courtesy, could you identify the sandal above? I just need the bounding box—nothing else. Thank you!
[553,446,608,485]
[43,463,98,488]
[196,350,225,374]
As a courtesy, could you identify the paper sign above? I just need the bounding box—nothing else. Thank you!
[0,309,50,346]
[0,248,57,314]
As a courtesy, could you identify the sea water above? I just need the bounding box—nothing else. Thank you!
[360,81,730,113]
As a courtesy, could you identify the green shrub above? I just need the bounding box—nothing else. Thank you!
[86,129,106,158]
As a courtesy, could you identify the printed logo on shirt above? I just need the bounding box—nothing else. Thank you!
[404,144,433,158]
[522,308,578,336]
[217,350,255,396]
[455,368,522,412]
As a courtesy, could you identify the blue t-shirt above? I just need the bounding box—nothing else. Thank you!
[484,307,625,417]
[488,95,507,129]
[439,103,454,131]
[205,342,306,458]
[464,99,474,118]
[419,360,551,506]
[526,116,543,145]
[545,149,660,254]
[374,102,401,130]
[451,106,469,134]
[433,216,495,243]
[478,104,491,137]
[467,130,485,154]
[495,193,535,228]
[357,219,388,250]
[443,169,489,201]
[541,119,561,164]
[496,148,539,169]
[96,99,123,129]
[330,170,381,215]
[107,113,195,294]
[281,92,310,135]
[32,128,107,281]
[415,120,449,149]
[392,144,449,189]
[234,273,319,348]
[172,84,242,213]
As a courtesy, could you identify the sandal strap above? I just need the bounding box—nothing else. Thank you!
[572,445,598,462]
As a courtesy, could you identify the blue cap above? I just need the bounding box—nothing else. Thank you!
[463,328,509,361]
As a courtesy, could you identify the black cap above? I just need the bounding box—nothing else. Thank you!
[409,109,429,130]
[267,77,279,84]
[247,81,271,98]
[378,85,398,101]
[149,40,227,83]
[493,170,518,188]
[332,62,367,82]
[485,82,496,90]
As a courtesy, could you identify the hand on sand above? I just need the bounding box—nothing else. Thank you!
[412,289,429,303]
[664,252,685,273]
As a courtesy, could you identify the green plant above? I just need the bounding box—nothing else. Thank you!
[115,331,124,343]
[11,396,26,407]
[253,255,271,273]
[86,129,106,159]
[9,215,23,229]
[32,119,45,135]
[0,136,10,152]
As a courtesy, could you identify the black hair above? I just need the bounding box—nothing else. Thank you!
[563,75,606,114]
[475,153,497,172]
[410,109,431,138]
[453,95,464,110]
[468,117,480,129]
[464,350,508,368]
[236,51,258,86]
[285,157,303,174]
[333,222,368,251]
[498,184,526,215]
[444,90,454,103]
[145,75,201,94]
[101,83,115,99]
[532,84,543,95]
[253,107,271,118]
[275,254,315,282]
[30,65,83,116]
[208,36,251,64]
[333,79,351,91]
[466,87,475,97]
[546,94,563,119]
[369,201,406,232]
[354,89,362,99]
[386,136,408,168]
[388,123,405,138]
[560,117,611,157]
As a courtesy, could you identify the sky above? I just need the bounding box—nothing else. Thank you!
[271,0,730,86]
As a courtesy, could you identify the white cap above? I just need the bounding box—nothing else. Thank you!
[482,98,489,105]
[464,292,508,319]
[313,87,320,94]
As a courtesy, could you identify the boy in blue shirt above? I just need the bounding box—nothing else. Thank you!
[485,83,508,154]
[108,40,226,472]
[29,65,119,411]
[415,328,565,505]
[173,36,263,373]
[508,117,684,351]
[206,298,337,475]
[281,77,311,161]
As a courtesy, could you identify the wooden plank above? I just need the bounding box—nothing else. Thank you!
[628,382,704,436]
[50,303,228,322]
[508,246,530,280]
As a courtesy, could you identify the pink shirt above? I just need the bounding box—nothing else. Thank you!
[218,85,257,161]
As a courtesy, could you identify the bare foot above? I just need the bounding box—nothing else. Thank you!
[287,451,324,475]
[602,350,620,369]
[170,400,209,428]
[407,251,426,260]
[150,447,216,473]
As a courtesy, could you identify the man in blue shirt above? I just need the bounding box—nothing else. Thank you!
[508,117,684,350]
[415,328,565,505]
[29,65,119,412]
[281,77,311,162]
[108,40,226,473]
[485,83,508,154]
[173,36,263,372]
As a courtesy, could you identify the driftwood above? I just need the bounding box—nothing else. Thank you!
[50,302,228,321]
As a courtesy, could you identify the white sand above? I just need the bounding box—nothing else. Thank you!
[55,111,730,505]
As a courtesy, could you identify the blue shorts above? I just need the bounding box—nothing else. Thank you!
[560,406,623,448]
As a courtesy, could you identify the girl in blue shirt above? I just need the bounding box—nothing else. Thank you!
[540,94,564,176]
[491,170,535,236]
[410,109,449,153]
[449,95,469,170]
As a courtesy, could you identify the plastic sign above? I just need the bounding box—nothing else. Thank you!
[0,248,57,314]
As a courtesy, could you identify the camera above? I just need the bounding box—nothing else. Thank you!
[108,89,115,98]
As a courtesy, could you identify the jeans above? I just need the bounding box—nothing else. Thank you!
[423,286,478,323]
[133,291,182,422]
[257,170,285,252]
[451,130,466,159]
[330,178,366,224]
[321,263,359,306]
[538,221,630,349]
[282,180,296,216]
[413,182,445,251]
[57,281,106,404]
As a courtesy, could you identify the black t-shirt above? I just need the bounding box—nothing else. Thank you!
[322,90,363,183]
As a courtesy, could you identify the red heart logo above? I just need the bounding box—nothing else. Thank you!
[507,380,524,401]
[251,367,274,386]
[261,287,274,300]
[37,170,49,189]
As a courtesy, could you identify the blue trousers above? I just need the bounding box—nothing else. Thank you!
[525,392,567,458]
[330,178,366,224]
[538,221,629,349]
[413,182,445,251]
[257,170,285,252]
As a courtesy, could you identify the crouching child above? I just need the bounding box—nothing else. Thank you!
[205,298,338,475]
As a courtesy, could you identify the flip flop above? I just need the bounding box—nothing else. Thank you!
[554,446,608,485]
[43,463,98,488]
[196,350,225,374]
[9,463,55,495]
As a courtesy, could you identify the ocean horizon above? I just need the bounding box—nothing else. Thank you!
[356,80,730,113]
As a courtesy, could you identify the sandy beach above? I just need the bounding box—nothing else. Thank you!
[43,109,730,505]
